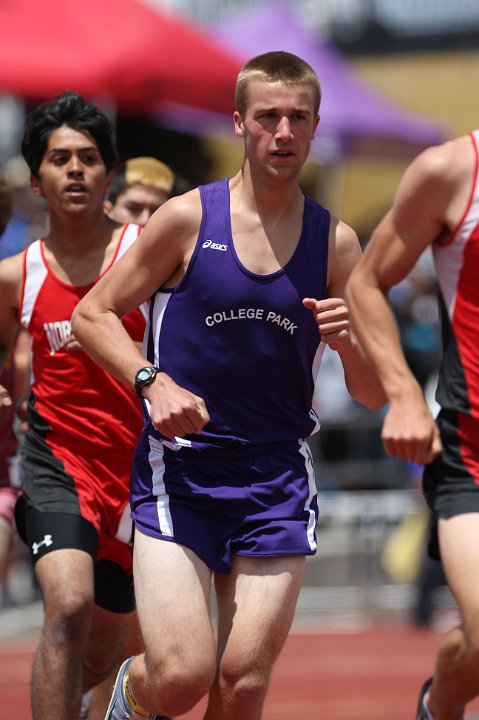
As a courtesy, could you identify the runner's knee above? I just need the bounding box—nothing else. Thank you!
[145,651,216,716]
[218,656,271,707]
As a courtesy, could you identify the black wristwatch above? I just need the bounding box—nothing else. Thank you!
[134,366,160,398]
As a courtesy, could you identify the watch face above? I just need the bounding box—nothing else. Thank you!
[135,367,159,397]
[138,368,154,383]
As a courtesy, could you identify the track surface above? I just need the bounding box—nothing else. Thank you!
[3,623,479,719]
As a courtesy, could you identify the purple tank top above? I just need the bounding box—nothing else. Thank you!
[144,178,330,449]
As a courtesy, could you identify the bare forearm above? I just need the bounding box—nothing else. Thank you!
[336,334,387,410]
[71,306,147,392]
[346,281,423,403]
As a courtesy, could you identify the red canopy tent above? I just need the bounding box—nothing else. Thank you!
[0,0,241,114]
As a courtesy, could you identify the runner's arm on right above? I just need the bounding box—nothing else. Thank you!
[345,144,456,463]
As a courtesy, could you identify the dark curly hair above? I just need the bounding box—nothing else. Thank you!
[21,91,118,178]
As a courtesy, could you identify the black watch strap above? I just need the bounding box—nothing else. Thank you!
[134,366,160,398]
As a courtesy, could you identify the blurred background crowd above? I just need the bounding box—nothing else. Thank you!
[1,0,477,634]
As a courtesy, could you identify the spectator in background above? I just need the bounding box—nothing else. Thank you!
[0,178,12,237]
[104,156,174,227]
[0,155,48,259]
[0,178,29,604]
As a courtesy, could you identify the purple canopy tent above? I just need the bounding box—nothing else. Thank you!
[154,2,446,161]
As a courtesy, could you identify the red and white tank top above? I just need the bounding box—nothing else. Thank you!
[433,130,479,418]
[19,224,145,454]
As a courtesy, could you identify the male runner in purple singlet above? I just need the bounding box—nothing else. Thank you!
[73,51,386,720]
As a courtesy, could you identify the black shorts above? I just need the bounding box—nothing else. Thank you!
[15,500,135,613]
[423,408,479,560]
[15,484,135,613]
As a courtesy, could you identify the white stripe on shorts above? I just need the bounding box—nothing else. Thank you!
[148,436,174,537]
[299,438,318,552]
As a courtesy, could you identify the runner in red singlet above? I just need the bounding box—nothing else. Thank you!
[347,132,479,720]
[0,92,151,720]
[0,177,23,597]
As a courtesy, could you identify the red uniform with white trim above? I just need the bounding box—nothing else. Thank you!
[424,130,479,555]
[433,129,479,422]
[18,224,145,570]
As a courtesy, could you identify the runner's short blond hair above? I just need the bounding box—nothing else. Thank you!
[125,157,174,194]
[235,50,321,118]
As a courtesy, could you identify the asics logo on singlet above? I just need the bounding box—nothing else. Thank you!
[32,534,53,555]
[202,239,228,252]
